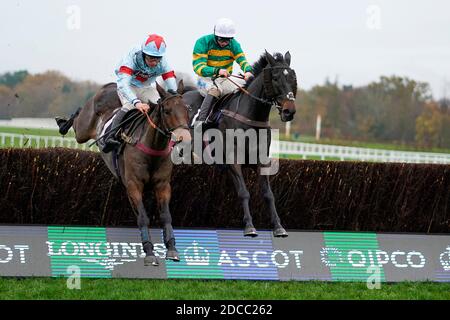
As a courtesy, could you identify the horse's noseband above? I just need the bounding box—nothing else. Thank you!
[286,92,295,101]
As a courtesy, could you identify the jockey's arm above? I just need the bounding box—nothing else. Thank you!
[231,41,253,79]
[162,71,177,92]
[192,38,220,78]
[160,59,177,92]
[116,66,142,107]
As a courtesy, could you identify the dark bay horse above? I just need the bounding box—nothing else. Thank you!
[56,80,191,266]
[183,51,297,237]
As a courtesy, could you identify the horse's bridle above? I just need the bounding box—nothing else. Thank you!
[220,66,296,126]
[145,93,190,141]
[225,66,296,110]
[262,66,297,111]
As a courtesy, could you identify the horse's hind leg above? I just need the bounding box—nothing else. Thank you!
[258,172,288,238]
[228,164,258,237]
[154,182,179,261]
[126,180,159,266]
[73,106,99,143]
[55,107,81,135]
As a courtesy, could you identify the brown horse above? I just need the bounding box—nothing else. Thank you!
[56,80,191,266]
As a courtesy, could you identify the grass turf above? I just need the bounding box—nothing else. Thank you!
[1,278,449,300]
[0,126,73,137]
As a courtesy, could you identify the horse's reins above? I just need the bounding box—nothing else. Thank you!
[90,93,188,151]
[214,74,278,128]
[144,109,170,138]
[219,68,296,128]
[226,75,274,106]
[149,94,190,141]
[133,94,190,156]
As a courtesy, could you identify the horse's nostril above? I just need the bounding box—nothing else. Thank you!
[283,109,291,115]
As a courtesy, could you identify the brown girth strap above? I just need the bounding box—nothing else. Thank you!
[221,109,270,128]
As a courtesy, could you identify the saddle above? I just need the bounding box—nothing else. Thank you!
[97,109,146,154]
[206,93,235,125]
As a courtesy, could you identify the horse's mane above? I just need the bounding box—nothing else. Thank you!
[244,52,285,88]
[102,82,117,89]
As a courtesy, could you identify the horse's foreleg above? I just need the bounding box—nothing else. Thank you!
[154,182,179,261]
[127,180,158,266]
[228,164,257,237]
[258,173,288,238]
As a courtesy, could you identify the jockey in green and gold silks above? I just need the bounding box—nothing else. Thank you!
[193,35,252,78]
[192,18,254,127]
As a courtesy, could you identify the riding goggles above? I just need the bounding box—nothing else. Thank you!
[215,36,233,44]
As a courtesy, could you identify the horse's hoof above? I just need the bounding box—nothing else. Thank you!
[166,250,180,262]
[144,255,159,267]
[244,227,258,237]
[273,228,289,238]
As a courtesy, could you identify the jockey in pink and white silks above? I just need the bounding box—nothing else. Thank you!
[103,34,177,153]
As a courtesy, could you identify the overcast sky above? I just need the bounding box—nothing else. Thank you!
[1,0,449,98]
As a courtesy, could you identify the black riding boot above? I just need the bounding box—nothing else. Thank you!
[102,109,127,153]
[196,94,217,127]
[55,107,81,135]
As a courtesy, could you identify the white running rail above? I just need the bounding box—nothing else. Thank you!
[1,132,449,164]
[271,140,450,164]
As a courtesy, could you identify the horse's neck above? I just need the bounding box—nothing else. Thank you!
[141,112,168,150]
[227,75,271,122]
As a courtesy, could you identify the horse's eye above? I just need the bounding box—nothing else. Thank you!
[164,110,171,115]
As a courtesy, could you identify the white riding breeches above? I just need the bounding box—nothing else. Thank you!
[117,85,160,111]
[197,76,246,98]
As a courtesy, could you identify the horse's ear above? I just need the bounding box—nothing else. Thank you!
[177,79,184,95]
[148,100,158,110]
[265,50,276,66]
[156,82,167,99]
[284,51,291,66]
